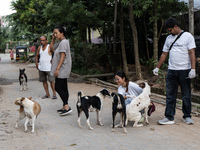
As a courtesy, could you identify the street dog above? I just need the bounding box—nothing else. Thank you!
[19,68,27,91]
[15,97,41,133]
[125,82,152,127]
[76,88,110,130]
[111,92,127,133]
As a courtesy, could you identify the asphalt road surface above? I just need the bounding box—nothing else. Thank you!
[0,53,200,150]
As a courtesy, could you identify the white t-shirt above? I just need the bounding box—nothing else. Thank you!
[118,81,143,98]
[162,31,196,70]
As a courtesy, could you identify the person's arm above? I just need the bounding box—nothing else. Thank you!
[118,86,127,99]
[50,32,56,52]
[189,48,196,69]
[156,52,169,68]
[153,52,169,75]
[188,48,196,78]
[54,52,66,77]
[35,46,40,69]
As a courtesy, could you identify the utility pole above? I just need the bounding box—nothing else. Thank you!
[189,0,194,35]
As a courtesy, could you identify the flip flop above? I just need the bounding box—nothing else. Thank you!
[52,96,57,99]
[42,95,50,99]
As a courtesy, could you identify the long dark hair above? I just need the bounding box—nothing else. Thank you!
[115,71,129,92]
[54,25,66,36]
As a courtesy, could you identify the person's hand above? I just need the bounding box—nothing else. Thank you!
[54,69,59,77]
[153,67,159,76]
[36,63,38,70]
[188,69,196,79]
[52,32,55,40]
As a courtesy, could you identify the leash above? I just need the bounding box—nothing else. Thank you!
[169,31,184,51]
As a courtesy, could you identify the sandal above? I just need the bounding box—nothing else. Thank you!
[42,95,50,99]
[52,96,57,99]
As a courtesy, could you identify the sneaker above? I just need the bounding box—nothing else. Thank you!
[60,108,72,116]
[57,109,63,114]
[183,117,194,125]
[158,118,175,125]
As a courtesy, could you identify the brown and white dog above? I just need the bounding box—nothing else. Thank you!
[15,97,41,133]
[125,82,152,127]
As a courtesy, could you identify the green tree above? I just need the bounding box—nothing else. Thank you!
[10,0,50,38]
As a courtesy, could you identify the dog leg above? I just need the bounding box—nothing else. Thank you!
[15,112,26,129]
[96,110,103,126]
[133,121,140,127]
[133,113,144,128]
[123,126,128,133]
[24,117,30,132]
[28,119,32,127]
[133,119,143,128]
[115,121,123,128]
[77,111,82,128]
[31,116,36,133]
[111,112,117,132]
[19,79,22,91]
[86,118,93,130]
[144,108,149,124]
[125,119,128,126]
[24,82,27,91]
[83,109,93,130]
[122,114,128,133]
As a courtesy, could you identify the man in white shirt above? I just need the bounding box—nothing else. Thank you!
[153,17,196,125]
[35,36,57,99]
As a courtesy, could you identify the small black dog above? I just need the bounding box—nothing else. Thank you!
[19,68,27,91]
[111,92,127,133]
[76,88,110,130]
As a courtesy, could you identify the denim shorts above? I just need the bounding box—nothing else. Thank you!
[39,70,55,82]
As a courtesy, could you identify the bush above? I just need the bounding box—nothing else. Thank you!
[71,42,113,75]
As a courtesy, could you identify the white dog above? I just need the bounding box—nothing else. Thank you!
[125,82,151,127]
[15,97,41,133]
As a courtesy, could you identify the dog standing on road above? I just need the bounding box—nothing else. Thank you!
[76,89,110,130]
[15,97,41,133]
[111,92,127,133]
[126,82,152,127]
[19,68,27,91]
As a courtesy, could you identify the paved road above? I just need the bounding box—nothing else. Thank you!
[0,53,200,150]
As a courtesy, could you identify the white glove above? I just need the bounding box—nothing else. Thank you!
[153,67,159,76]
[188,69,196,79]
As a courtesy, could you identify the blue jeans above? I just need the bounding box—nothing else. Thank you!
[165,69,191,120]
[125,98,133,105]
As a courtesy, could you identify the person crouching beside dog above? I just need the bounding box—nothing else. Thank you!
[50,25,72,116]
[114,71,143,105]
[114,71,155,120]
[35,35,57,99]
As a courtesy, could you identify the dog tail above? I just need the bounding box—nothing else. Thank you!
[77,91,84,107]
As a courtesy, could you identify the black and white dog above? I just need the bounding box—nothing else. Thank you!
[76,88,110,130]
[19,68,27,91]
[111,92,127,133]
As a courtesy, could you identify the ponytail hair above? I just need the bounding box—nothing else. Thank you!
[115,71,129,92]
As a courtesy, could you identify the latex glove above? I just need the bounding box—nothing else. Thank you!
[153,67,159,76]
[188,69,196,79]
